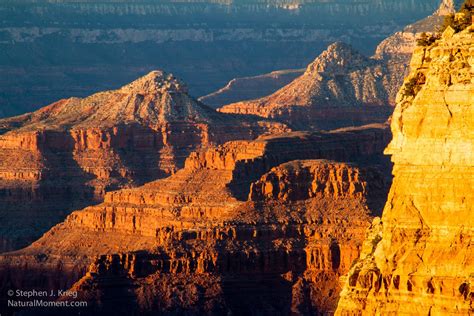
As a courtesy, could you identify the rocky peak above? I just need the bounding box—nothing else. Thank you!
[0,70,223,131]
[119,70,188,95]
[218,41,393,130]
[305,42,371,75]
[75,69,215,126]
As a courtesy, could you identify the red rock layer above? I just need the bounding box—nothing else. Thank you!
[0,70,287,253]
[0,125,391,315]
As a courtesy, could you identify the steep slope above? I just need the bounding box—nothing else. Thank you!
[0,125,391,315]
[0,70,286,253]
[219,42,394,130]
[336,12,473,315]
[198,69,304,108]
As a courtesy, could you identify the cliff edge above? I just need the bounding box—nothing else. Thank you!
[336,7,473,315]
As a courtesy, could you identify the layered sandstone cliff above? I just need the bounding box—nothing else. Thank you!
[0,125,391,315]
[0,70,286,252]
[336,13,473,315]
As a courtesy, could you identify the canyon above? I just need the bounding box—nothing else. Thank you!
[0,124,392,315]
[336,7,473,315]
[0,0,440,117]
[0,1,472,315]
[0,70,286,252]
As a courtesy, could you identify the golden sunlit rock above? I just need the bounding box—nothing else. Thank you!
[336,17,474,316]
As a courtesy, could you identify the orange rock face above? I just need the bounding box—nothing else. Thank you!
[0,125,391,315]
[0,70,287,252]
[249,160,371,202]
[335,19,474,315]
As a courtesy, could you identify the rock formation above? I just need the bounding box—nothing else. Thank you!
[0,124,392,315]
[219,42,395,130]
[199,69,304,109]
[0,70,286,252]
[336,11,473,315]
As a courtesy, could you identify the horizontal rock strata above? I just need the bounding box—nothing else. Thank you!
[0,124,392,315]
[0,70,286,252]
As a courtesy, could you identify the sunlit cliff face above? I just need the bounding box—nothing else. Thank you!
[336,17,474,316]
